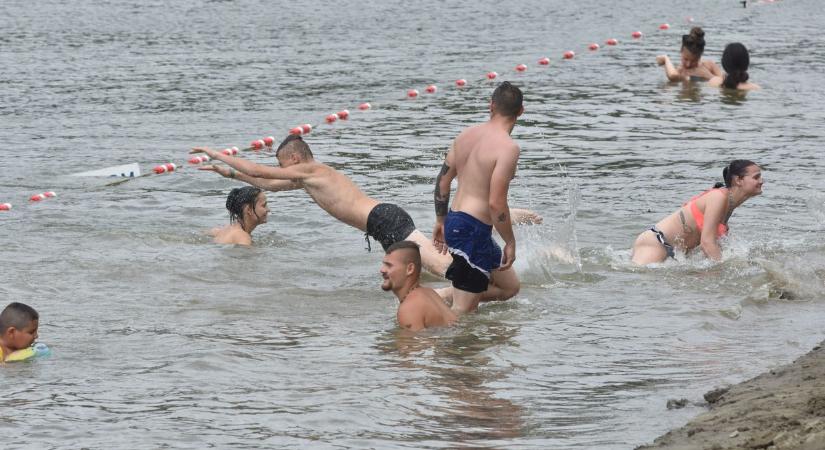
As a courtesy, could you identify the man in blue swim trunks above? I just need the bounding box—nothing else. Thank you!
[432,81,524,314]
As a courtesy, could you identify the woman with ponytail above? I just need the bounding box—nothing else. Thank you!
[631,160,763,264]
[656,27,722,82]
[709,43,760,90]
[209,186,271,245]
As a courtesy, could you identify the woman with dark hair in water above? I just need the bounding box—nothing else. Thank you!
[709,43,760,91]
[656,27,722,82]
[209,186,270,245]
[631,160,763,265]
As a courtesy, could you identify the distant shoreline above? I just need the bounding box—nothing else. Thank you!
[637,340,825,450]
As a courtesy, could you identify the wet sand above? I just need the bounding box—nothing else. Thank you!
[637,341,825,450]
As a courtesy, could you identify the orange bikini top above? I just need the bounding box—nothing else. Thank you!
[685,188,729,238]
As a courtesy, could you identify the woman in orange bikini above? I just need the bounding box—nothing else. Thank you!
[631,160,763,265]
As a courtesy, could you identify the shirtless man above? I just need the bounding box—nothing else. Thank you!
[191,135,531,301]
[432,81,523,314]
[380,241,457,331]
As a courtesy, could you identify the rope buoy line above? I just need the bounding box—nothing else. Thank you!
[0,0,782,212]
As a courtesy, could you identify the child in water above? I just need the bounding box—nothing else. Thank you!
[209,186,271,245]
[0,302,40,362]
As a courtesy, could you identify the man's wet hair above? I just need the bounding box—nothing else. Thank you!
[226,186,262,227]
[386,240,422,273]
[491,81,523,119]
[0,302,38,334]
[276,134,314,161]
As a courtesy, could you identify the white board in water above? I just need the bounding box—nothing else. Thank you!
[70,163,141,178]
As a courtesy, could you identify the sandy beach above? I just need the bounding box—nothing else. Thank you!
[637,341,825,450]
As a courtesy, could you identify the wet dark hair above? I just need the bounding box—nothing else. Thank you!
[491,81,523,119]
[226,186,262,227]
[721,43,750,89]
[386,240,422,273]
[276,134,313,160]
[0,302,38,334]
[714,160,758,189]
[681,27,706,57]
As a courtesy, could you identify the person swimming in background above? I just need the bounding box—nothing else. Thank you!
[380,241,457,331]
[209,186,270,245]
[656,27,722,82]
[0,302,39,362]
[708,43,760,91]
[631,160,763,265]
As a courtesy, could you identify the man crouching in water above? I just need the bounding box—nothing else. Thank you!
[381,241,457,331]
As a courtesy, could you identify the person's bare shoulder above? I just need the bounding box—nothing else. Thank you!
[702,189,729,210]
[214,227,251,246]
[453,126,476,148]
[497,140,520,161]
[284,161,328,188]
[419,288,457,325]
[707,76,723,87]
[234,233,253,246]
[397,298,426,331]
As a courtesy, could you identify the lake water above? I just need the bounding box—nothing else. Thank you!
[1,0,824,448]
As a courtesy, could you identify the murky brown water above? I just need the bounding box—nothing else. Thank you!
[1,0,824,448]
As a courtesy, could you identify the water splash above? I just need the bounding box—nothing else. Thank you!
[517,171,582,284]
[746,253,825,302]
[807,192,825,223]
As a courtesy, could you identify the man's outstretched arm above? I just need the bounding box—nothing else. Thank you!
[197,165,301,192]
[190,147,305,180]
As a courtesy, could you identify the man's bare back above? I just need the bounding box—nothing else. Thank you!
[274,161,379,231]
[449,122,520,225]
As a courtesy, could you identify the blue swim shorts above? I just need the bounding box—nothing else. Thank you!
[444,210,502,294]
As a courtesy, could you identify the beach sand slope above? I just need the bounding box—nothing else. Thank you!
[637,341,825,450]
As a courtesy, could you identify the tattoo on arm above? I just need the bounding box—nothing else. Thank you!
[497,213,507,223]
[434,163,450,217]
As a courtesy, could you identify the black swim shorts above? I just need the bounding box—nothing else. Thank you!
[366,203,416,251]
